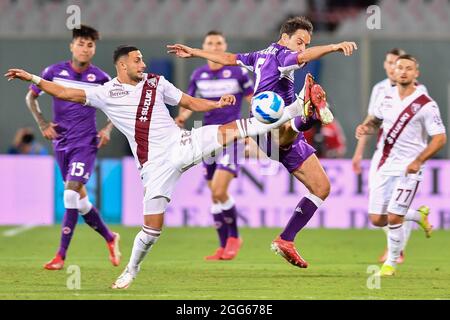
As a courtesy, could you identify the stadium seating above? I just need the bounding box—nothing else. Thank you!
[0,0,308,37]
[336,0,450,36]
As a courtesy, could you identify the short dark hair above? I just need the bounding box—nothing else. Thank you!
[21,133,34,144]
[397,54,419,68]
[72,24,99,41]
[279,16,313,38]
[205,30,225,38]
[386,48,406,57]
[113,45,140,64]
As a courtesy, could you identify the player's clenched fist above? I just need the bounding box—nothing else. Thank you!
[355,124,370,139]
[5,68,33,82]
[332,42,358,56]
[217,95,236,108]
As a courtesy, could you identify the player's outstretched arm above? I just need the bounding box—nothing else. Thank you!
[178,93,236,112]
[167,44,238,66]
[298,41,357,64]
[5,68,86,104]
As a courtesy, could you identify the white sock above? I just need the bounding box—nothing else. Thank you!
[402,219,413,250]
[78,196,93,215]
[404,208,421,223]
[128,227,161,273]
[219,196,235,211]
[381,225,389,247]
[236,99,301,138]
[63,189,80,209]
[211,203,222,215]
[386,223,404,267]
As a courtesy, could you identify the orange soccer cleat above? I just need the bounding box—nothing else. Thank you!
[44,254,65,270]
[204,247,225,261]
[221,237,243,260]
[300,73,334,125]
[107,232,121,266]
[271,236,308,268]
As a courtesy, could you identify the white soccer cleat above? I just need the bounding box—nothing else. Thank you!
[111,265,138,289]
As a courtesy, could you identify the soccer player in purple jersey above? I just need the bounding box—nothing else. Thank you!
[25,25,121,270]
[175,31,254,261]
[168,16,357,268]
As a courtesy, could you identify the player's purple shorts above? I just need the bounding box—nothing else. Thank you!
[55,146,97,184]
[279,136,316,173]
[202,141,242,180]
[259,133,316,173]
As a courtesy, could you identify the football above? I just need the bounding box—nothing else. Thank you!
[251,91,285,124]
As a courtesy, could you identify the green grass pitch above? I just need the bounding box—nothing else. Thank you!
[1,226,449,300]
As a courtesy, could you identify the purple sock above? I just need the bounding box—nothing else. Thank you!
[213,213,228,248]
[222,206,239,238]
[81,206,114,242]
[280,197,318,242]
[293,116,319,132]
[57,208,79,259]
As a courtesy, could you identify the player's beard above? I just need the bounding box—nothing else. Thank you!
[398,79,413,87]
[129,70,144,83]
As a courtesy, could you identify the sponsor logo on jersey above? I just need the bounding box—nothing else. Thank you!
[139,89,153,122]
[433,114,443,126]
[87,73,96,82]
[388,113,411,142]
[59,70,70,77]
[222,69,232,78]
[109,89,129,98]
[147,77,158,88]
[411,103,421,113]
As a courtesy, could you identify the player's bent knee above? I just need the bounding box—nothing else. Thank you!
[369,214,387,227]
[63,189,80,209]
[144,196,169,216]
[211,189,228,203]
[65,180,83,192]
[311,179,330,200]
[387,214,403,225]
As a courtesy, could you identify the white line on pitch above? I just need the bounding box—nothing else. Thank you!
[2,225,37,237]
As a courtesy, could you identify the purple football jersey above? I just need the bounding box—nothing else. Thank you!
[30,61,111,151]
[237,43,316,171]
[236,43,304,106]
[188,65,254,125]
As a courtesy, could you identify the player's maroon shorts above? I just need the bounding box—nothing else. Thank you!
[54,146,97,184]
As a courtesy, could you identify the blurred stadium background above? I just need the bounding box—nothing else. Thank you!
[1,0,449,300]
